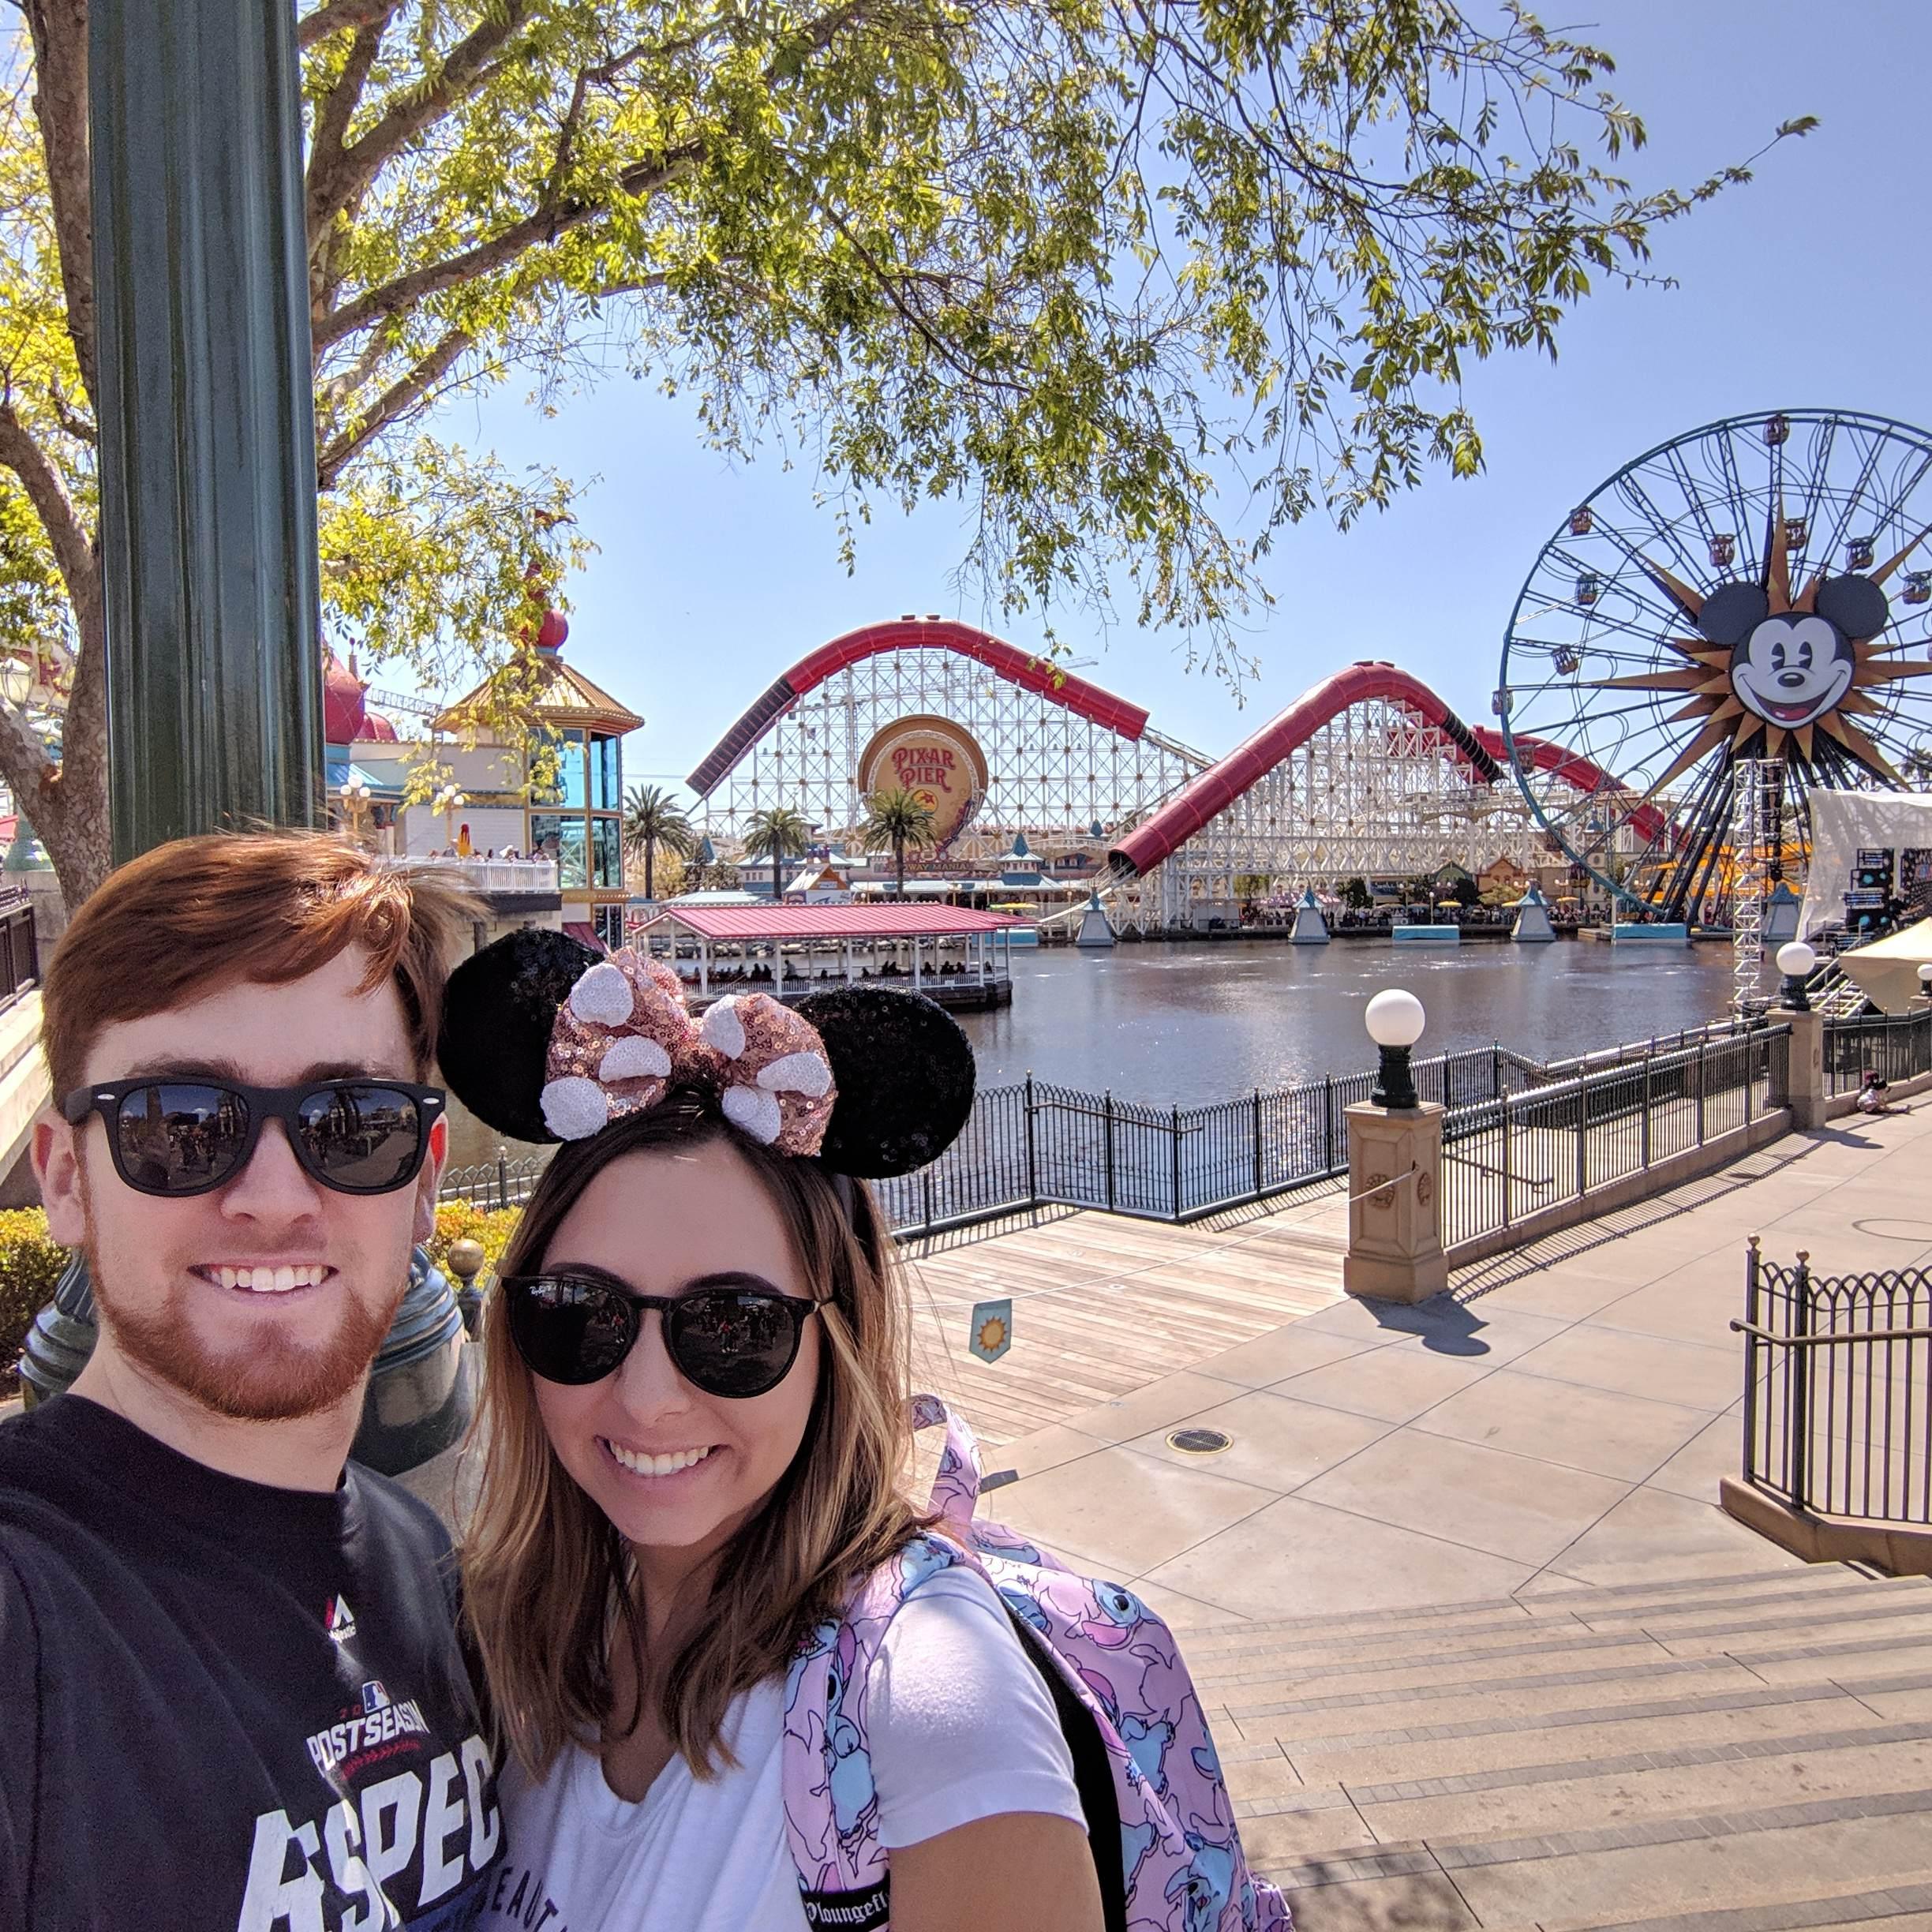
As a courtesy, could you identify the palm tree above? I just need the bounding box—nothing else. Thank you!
[859,788,938,899]
[744,806,812,903]
[622,784,698,902]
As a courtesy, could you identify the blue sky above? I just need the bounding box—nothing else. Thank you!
[420,0,1932,796]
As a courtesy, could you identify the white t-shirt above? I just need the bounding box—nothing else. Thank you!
[481,1567,1085,1932]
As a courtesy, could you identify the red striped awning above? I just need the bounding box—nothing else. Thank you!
[564,920,603,949]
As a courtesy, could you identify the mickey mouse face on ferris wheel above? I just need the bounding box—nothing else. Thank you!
[1695,574,1889,731]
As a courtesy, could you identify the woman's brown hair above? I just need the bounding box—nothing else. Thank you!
[459,1089,932,1780]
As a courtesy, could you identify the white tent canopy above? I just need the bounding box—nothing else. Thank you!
[1800,791,1932,939]
[1836,917,1932,1015]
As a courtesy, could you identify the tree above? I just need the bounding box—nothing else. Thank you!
[859,787,938,899]
[1341,877,1372,912]
[743,805,811,904]
[1,5,1807,906]
[621,781,696,901]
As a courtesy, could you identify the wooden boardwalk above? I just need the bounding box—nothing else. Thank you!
[898,1184,1350,1450]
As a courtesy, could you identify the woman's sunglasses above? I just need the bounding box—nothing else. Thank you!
[500,1267,822,1398]
[62,1077,445,1199]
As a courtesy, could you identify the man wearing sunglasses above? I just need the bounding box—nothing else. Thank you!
[0,833,501,1930]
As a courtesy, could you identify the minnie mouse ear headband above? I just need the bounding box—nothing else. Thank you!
[436,928,977,1179]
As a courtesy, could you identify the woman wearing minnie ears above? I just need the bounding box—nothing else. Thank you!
[444,930,1106,1932]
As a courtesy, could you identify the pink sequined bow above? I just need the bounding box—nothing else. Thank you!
[537,949,837,1155]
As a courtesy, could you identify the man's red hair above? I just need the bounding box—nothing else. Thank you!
[41,833,476,1096]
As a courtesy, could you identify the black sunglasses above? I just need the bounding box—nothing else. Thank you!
[62,1076,445,1199]
[500,1266,822,1398]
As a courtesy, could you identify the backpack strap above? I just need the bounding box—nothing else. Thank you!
[781,1533,970,1930]
[910,1391,982,1526]
[1001,1603,1130,1932]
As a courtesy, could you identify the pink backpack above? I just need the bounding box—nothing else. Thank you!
[781,1395,1291,1932]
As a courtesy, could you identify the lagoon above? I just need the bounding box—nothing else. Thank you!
[953,939,1739,1105]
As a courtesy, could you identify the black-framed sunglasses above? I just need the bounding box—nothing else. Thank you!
[500,1266,823,1398]
[62,1076,445,1199]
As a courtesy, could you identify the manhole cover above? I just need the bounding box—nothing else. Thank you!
[1166,1427,1232,1455]
[1852,1219,1932,1242]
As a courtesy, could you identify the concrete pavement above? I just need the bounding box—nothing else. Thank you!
[978,1103,1932,1625]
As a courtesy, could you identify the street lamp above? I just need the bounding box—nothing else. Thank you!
[337,775,373,847]
[1919,962,1932,1002]
[1366,988,1425,1110]
[430,784,468,848]
[1776,940,1818,1012]
[0,657,32,710]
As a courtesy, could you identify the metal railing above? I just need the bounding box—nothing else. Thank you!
[384,856,561,893]
[436,1020,1795,1246]
[440,1150,549,1210]
[0,892,35,1006]
[1824,1006,1932,1096]
[1437,1025,1790,1249]
[876,1042,1544,1239]
[1737,1248,1931,1527]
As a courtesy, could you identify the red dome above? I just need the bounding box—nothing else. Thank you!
[323,649,367,744]
[537,607,569,651]
[358,708,399,743]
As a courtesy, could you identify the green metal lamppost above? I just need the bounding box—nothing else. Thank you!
[21,0,471,1472]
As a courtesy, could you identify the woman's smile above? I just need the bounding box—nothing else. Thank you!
[600,1439,724,1481]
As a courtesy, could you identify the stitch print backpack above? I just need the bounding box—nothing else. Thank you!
[781,1396,1291,1932]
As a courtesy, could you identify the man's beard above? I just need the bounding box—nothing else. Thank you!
[80,1182,406,1424]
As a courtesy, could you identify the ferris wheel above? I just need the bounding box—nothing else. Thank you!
[1496,408,1932,919]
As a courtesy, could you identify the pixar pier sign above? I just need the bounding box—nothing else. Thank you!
[857,715,990,851]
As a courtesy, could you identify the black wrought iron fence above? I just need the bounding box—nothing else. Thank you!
[437,1021,1795,1245]
[1735,1247,1931,1527]
[440,1150,549,1210]
[1824,1007,1932,1096]
[0,891,36,1005]
[1438,1025,1790,1249]
[879,1043,1556,1237]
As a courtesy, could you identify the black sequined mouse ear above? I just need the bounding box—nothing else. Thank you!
[437,927,603,1143]
[793,987,976,1178]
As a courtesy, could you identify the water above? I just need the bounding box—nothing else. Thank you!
[955,939,1739,1104]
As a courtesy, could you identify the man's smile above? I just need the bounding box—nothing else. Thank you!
[190,1263,335,1296]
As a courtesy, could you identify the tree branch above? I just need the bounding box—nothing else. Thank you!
[314,150,696,350]
[20,0,95,402]
[0,683,58,826]
[47,385,95,447]
[307,15,391,313]
[308,1,530,233]
[297,0,400,51]
[316,325,474,486]
[0,400,98,634]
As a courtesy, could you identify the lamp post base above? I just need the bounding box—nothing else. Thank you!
[1370,1043,1419,1110]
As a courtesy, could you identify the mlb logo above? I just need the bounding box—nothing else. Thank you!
[361,1680,391,1715]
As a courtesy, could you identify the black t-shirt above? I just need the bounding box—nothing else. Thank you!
[0,1395,502,1930]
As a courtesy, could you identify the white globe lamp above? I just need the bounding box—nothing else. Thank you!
[1776,940,1818,1012]
[1365,988,1425,1109]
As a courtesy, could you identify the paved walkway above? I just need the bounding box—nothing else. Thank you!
[968,1103,1932,1627]
[900,1187,1347,1447]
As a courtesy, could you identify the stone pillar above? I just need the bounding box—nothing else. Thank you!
[1784,1007,1828,1129]
[1343,1101,1447,1304]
